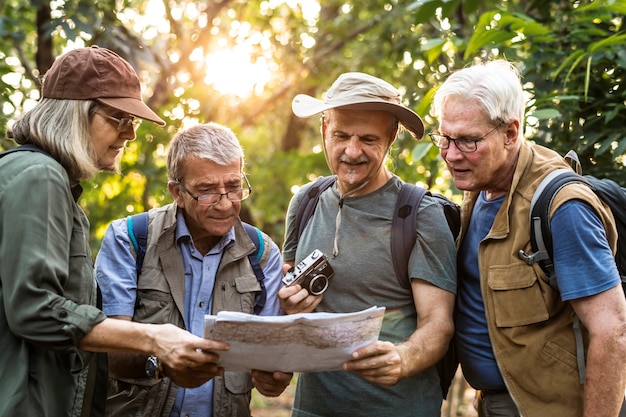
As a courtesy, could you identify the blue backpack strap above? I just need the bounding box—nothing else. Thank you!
[295,176,337,239]
[242,222,267,314]
[391,183,427,288]
[126,212,149,276]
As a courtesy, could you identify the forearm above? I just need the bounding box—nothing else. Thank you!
[396,316,454,378]
[583,334,626,417]
[78,318,158,354]
[396,281,455,379]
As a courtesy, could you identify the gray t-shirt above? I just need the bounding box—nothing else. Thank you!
[283,175,457,417]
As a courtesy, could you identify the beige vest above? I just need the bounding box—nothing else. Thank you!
[459,141,617,416]
[105,203,272,417]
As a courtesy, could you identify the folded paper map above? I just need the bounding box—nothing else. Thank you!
[203,306,385,373]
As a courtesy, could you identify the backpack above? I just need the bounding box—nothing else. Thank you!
[294,175,460,398]
[126,209,269,315]
[518,150,626,383]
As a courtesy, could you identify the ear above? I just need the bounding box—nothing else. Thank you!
[504,120,520,147]
[168,181,185,208]
[388,125,398,146]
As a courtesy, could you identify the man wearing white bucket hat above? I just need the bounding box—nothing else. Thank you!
[279,72,457,417]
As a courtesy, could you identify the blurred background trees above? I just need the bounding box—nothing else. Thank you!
[1,0,624,254]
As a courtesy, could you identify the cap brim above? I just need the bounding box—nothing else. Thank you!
[292,94,424,139]
[98,97,166,126]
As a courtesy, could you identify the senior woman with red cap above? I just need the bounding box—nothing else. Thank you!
[279,72,457,417]
[0,46,227,417]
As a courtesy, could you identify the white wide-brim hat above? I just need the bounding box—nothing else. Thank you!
[292,72,424,139]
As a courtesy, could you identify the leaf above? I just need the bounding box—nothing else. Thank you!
[529,108,561,120]
[411,142,434,162]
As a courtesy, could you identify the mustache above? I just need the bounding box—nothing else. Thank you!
[339,155,369,164]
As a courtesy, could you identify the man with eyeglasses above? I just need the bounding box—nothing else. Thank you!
[431,60,626,417]
[95,122,292,417]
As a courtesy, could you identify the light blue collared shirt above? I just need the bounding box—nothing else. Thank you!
[95,210,284,417]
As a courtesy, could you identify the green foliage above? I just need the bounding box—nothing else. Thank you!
[3,0,626,253]
[466,1,626,183]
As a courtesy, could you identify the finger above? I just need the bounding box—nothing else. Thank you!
[195,338,230,352]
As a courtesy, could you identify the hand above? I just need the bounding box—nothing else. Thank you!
[162,361,224,388]
[251,370,293,397]
[278,284,322,314]
[342,340,404,387]
[151,324,229,371]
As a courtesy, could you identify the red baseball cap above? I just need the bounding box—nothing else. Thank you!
[42,46,165,126]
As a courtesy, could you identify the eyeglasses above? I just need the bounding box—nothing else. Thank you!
[96,111,141,131]
[177,174,252,206]
[429,124,503,153]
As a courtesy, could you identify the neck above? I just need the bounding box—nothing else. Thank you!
[337,169,392,197]
[192,235,220,256]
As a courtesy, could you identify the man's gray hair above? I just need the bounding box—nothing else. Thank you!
[167,122,244,181]
[432,60,526,140]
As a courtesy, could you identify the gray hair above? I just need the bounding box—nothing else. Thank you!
[167,122,244,181]
[9,98,99,180]
[432,60,526,139]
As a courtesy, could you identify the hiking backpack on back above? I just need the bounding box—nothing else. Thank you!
[518,150,626,384]
[294,176,460,287]
[293,175,461,398]
[518,151,626,289]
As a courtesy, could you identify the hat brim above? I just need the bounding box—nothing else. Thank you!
[292,94,424,139]
[98,97,166,126]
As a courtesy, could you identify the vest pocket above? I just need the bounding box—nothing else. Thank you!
[136,288,176,323]
[488,264,550,327]
[228,274,261,313]
[223,371,254,394]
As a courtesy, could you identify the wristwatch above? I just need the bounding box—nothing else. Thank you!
[145,355,162,379]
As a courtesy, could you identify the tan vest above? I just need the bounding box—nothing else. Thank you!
[459,141,617,417]
[105,203,272,417]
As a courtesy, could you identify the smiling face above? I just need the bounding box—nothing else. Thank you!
[323,108,397,196]
[89,107,137,171]
[438,99,520,200]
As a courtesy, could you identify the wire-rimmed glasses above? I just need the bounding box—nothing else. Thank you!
[177,174,252,206]
[96,111,142,131]
[429,124,502,153]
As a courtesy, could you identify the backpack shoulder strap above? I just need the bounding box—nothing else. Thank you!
[519,168,590,286]
[391,183,427,288]
[126,212,149,276]
[242,222,267,314]
[295,176,336,239]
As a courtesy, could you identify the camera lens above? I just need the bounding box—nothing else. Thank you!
[308,274,329,295]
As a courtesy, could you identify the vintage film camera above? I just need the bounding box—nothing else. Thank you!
[282,249,335,295]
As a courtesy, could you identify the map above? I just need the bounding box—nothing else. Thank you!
[203,306,385,372]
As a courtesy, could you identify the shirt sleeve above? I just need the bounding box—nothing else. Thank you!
[258,242,285,316]
[552,199,621,301]
[409,195,458,294]
[95,218,139,317]
[1,160,105,349]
